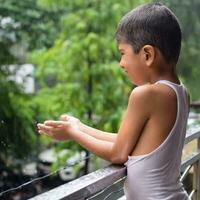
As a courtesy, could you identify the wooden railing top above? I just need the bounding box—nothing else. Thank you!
[29,165,126,200]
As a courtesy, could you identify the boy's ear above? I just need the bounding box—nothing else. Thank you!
[141,45,155,67]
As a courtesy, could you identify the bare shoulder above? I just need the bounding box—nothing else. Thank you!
[128,83,177,114]
[152,83,177,106]
[129,84,155,102]
[128,84,156,116]
[150,83,178,117]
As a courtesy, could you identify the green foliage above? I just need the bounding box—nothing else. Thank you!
[0,0,62,54]
[2,0,199,175]
[0,75,37,164]
[31,0,150,125]
[0,0,62,167]
[30,0,150,169]
[159,0,200,100]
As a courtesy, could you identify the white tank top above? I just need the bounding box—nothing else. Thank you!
[123,80,190,200]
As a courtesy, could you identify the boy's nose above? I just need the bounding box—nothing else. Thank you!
[119,59,125,69]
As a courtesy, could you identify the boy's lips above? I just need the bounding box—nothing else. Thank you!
[122,69,128,74]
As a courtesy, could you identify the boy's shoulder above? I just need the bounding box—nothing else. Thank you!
[129,84,154,103]
[129,83,177,111]
[129,83,161,100]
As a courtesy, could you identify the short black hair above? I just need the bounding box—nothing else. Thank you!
[115,2,182,64]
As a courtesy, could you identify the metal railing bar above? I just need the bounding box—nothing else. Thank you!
[102,188,124,200]
[87,176,126,200]
[189,189,196,199]
[87,177,126,200]
[185,130,200,145]
[180,165,192,182]
[181,150,200,172]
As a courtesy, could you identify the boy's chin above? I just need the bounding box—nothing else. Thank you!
[131,80,139,86]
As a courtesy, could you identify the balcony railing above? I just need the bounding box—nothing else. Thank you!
[29,125,200,200]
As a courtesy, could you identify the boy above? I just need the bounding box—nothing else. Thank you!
[38,2,190,199]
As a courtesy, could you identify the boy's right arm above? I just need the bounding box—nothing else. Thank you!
[60,114,117,143]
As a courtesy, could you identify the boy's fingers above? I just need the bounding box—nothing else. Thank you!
[38,130,53,137]
[44,120,63,127]
[37,123,44,130]
[38,124,53,132]
[38,130,46,135]
[60,114,69,121]
[37,121,70,133]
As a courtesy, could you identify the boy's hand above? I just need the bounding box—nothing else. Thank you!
[60,114,80,122]
[60,114,81,130]
[37,120,78,141]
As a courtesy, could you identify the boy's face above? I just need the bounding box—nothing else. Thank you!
[118,42,149,86]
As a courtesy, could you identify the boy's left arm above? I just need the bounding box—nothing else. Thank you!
[69,86,152,164]
[38,85,152,164]
[68,130,115,162]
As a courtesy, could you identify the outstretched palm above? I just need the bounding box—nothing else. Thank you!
[37,115,81,141]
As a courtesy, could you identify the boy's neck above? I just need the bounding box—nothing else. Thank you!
[149,67,180,85]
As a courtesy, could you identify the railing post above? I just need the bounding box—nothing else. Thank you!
[193,138,200,200]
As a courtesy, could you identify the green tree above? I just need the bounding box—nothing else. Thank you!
[30,0,151,172]
[0,0,62,167]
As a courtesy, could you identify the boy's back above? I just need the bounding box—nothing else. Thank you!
[128,80,188,157]
[124,80,190,200]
